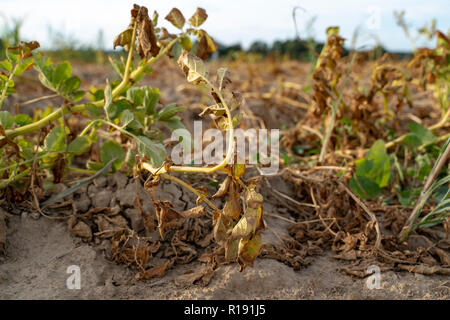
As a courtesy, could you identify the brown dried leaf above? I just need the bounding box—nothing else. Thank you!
[212,176,231,199]
[160,27,177,41]
[133,196,156,232]
[153,200,183,239]
[196,30,217,60]
[113,26,133,50]
[177,49,208,84]
[238,232,262,271]
[136,260,172,280]
[0,126,20,156]
[189,8,208,27]
[136,6,160,59]
[180,206,207,219]
[68,217,92,241]
[175,267,214,287]
[165,8,185,29]
[398,264,450,275]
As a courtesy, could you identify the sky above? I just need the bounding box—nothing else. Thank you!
[0,0,449,52]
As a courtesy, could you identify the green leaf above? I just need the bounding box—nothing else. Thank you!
[6,47,20,64]
[136,135,166,167]
[71,90,85,102]
[164,116,185,131]
[127,87,145,107]
[120,109,135,128]
[156,104,185,121]
[180,36,192,51]
[86,103,102,119]
[349,176,381,199]
[107,99,132,120]
[104,82,113,120]
[61,76,81,95]
[363,140,391,188]
[68,136,90,155]
[33,54,56,91]
[14,114,32,126]
[0,111,14,129]
[165,8,185,29]
[44,126,68,152]
[54,61,72,88]
[0,60,12,72]
[143,87,161,115]
[100,140,125,172]
[125,149,137,173]
[14,57,33,76]
[405,122,436,147]
[108,56,125,77]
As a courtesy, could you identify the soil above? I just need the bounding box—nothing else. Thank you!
[0,173,449,300]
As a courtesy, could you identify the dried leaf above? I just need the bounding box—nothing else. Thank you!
[136,6,160,59]
[189,8,208,27]
[196,30,217,60]
[133,196,156,232]
[137,261,172,280]
[238,233,262,270]
[175,267,214,287]
[398,264,450,275]
[68,217,92,241]
[165,8,185,29]
[177,49,208,84]
[231,206,263,239]
[113,26,133,51]
[212,176,231,199]
[160,27,177,41]
[222,182,241,220]
[153,200,183,239]
[225,238,239,261]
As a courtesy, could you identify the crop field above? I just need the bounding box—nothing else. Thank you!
[0,4,449,300]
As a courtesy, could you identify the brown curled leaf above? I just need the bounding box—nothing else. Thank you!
[189,8,208,27]
[136,6,160,59]
[212,176,231,199]
[113,26,134,51]
[165,8,185,29]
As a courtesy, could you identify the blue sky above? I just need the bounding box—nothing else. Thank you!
[1,0,449,52]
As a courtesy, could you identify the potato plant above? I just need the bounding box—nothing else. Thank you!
[0,4,264,270]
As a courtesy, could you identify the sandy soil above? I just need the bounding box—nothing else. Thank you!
[1,205,449,300]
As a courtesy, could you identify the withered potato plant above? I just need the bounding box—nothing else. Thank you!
[0,4,264,271]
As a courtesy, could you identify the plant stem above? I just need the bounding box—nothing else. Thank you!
[398,137,450,242]
[140,79,234,175]
[0,63,19,110]
[318,52,356,163]
[386,108,450,150]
